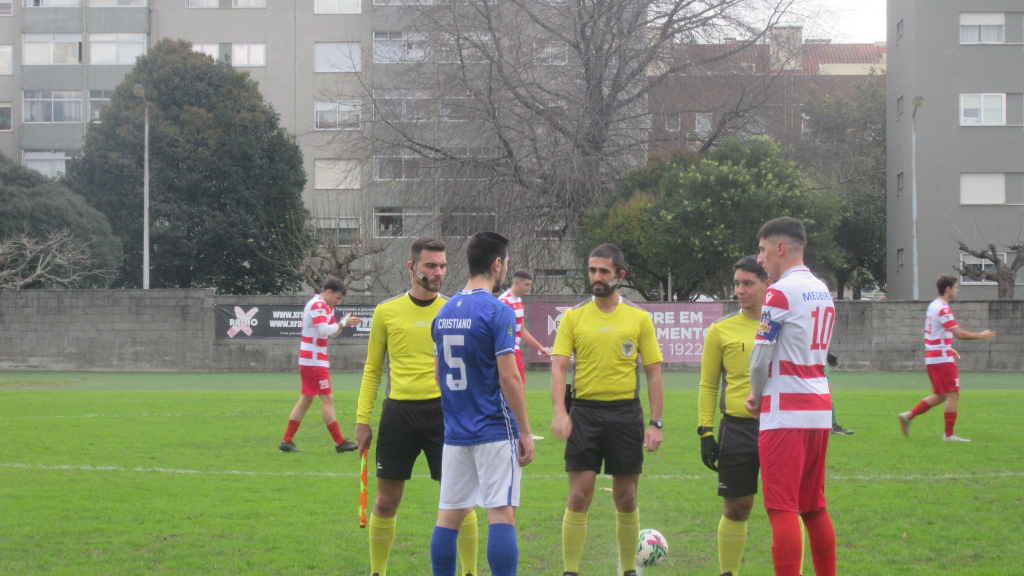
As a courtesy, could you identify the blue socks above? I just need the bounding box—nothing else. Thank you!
[487,523,518,576]
[433,522,519,576]
[431,526,459,576]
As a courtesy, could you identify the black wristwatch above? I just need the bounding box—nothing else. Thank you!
[697,425,713,436]
[649,419,663,429]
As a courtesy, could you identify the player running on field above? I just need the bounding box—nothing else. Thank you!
[355,237,480,576]
[279,276,362,453]
[429,231,534,576]
[551,243,664,576]
[698,256,778,576]
[498,269,553,386]
[898,275,996,442]
[745,217,836,576]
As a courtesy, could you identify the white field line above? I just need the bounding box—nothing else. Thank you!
[2,461,1023,483]
[0,412,284,420]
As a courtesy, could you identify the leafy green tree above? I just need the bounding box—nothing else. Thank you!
[0,154,121,288]
[64,40,309,294]
[580,138,840,301]
[795,74,886,298]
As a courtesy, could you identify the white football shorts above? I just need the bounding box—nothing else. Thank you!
[439,439,522,509]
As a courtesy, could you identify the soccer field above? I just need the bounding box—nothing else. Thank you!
[0,370,1021,576]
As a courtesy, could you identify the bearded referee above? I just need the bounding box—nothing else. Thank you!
[355,237,479,576]
[551,243,664,576]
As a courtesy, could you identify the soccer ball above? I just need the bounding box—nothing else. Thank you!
[636,528,668,567]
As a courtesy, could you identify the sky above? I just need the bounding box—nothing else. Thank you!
[823,0,887,44]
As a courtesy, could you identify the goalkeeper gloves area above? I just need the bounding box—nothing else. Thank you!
[700,434,720,472]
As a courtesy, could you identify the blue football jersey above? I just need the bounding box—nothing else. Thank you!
[432,289,520,446]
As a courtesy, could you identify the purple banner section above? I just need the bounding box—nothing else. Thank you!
[526,301,725,363]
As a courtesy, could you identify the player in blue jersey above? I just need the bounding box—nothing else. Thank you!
[430,231,535,576]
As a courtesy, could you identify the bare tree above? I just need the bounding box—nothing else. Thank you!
[956,239,1024,299]
[330,0,814,287]
[0,230,114,290]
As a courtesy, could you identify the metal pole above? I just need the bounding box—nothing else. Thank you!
[143,103,150,290]
[911,105,919,300]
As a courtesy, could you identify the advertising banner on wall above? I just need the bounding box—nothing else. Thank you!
[215,305,377,339]
[526,301,725,363]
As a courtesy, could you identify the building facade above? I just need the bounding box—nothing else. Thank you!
[887,0,1024,300]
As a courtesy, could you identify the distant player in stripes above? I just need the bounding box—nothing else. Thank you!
[279,276,362,453]
[430,231,534,576]
[898,275,996,442]
[551,243,664,576]
[745,217,836,576]
[498,270,552,385]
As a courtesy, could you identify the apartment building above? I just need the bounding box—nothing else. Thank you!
[887,0,1024,299]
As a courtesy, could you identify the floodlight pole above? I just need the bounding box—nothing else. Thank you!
[911,96,924,300]
[135,84,150,290]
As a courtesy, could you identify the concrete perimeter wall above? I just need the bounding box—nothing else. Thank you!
[1,290,1021,372]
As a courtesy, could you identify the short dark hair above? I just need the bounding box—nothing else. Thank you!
[758,217,807,248]
[466,231,509,277]
[410,236,447,264]
[937,274,958,295]
[322,276,347,295]
[512,270,532,281]
[589,243,626,273]
[733,255,768,282]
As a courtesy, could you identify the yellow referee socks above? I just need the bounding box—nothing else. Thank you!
[562,509,588,573]
[457,509,479,576]
[368,513,396,576]
[718,516,747,575]
[616,509,640,574]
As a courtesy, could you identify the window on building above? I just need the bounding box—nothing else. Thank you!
[695,112,712,137]
[439,211,496,237]
[896,19,903,43]
[233,0,264,6]
[23,91,83,123]
[91,0,146,6]
[314,42,361,72]
[665,114,680,132]
[90,33,146,65]
[374,0,432,5]
[960,13,1004,44]
[186,0,217,7]
[23,0,82,6]
[0,45,11,74]
[23,34,82,65]
[896,95,903,116]
[960,173,1006,205]
[440,93,475,121]
[318,217,360,247]
[535,40,568,65]
[23,150,76,178]
[373,91,433,122]
[373,31,427,63]
[314,159,361,190]
[0,1,11,14]
[961,93,1005,125]
[0,103,12,131]
[896,172,904,194]
[315,100,361,130]
[315,0,359,13]
[89,90,113,122]
[231,43,265,67]
[373,207,431,238]
[896,248,904,267]
[192,44,219,60]
[960,253,1005,284]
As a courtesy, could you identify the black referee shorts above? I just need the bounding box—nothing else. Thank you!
[375,398,444,481]
[717,414,760,498]
[565,398,645,476]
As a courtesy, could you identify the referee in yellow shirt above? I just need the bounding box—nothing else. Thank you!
[697,256,769,576]
[355,237,478,576]
[551,244,664,576]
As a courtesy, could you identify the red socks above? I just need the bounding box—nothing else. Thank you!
[327,421,345,444]
[283,419,301,442]
[910,400,932,419]
[944,412,957,437]
[767,508,836,576]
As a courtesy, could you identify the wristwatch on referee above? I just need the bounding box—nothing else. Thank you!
[649,419,663,429]
[697,425,713,437]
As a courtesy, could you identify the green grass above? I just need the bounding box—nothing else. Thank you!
[0,370,1021,575]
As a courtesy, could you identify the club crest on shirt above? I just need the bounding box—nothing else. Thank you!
[507,325,514,337]
[621,340,636,357]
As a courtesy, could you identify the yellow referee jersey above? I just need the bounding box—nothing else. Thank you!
[552,298,663,402]
[697,310,759,428]
[356,293,447,425]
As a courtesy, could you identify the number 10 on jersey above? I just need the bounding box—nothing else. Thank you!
[443,335,467,391]
[810,306,835,351]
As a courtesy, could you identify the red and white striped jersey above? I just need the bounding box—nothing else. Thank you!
[298,294,341,368]
[754,266,834,431]
[498,289,524,350]
[924,298,958,365]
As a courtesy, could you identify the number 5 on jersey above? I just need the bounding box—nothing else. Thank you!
[443,334,467,390]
